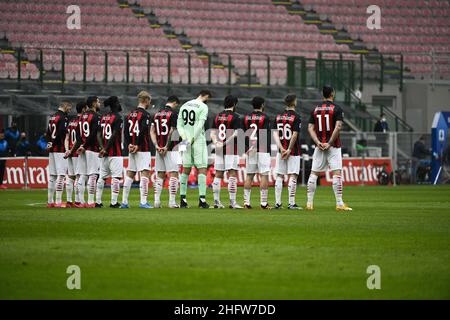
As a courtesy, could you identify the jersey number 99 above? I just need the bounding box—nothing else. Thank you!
[182,109,196,126]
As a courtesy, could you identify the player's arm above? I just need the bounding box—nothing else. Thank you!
[123,116,130,147]
[326,107,344,149]
[64,129,71,158]
[327,120,343,148]
[96,124,104,153]
[150,123,158,147]
[176,107,188,142]
[272,120,284,152]
[192,104,208,143]
[285,117,301,156]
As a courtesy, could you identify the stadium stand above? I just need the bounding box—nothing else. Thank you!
[301,0,450,78]
[0,0,233,84]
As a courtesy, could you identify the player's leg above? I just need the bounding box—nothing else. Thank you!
[153,152,165,208]
[213,154,225,208]
[121,152,137,208]
[329,147,352,211]
[108,157,123,208]
[166,151,181,208]
[75,152,87,207]
[54,153,68,207]
[179,166,190,208]
[274,153,286,209]
[287,156,302,210]
[66,158,76,207]
[137,152,152,208]
[47,153,57,207]
[154,171,165,208]
[212,170,224,208]
[194,141,209,208]
[197,167,209,208]
[306,148,326,210]
[95,157,109,208]
[179,144,193,208]
[244,152,257,209]
[258,152,271,209]
[225,155,241,209]
[86,151,100,207]
[168,171,179,208]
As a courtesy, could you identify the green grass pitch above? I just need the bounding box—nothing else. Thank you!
[0,185,449,299]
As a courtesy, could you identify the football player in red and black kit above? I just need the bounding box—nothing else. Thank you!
[307,85,352,211]
[150,95,181,208]
[73,96,101,208]
[121,91,153,209]
[46,101,72,208]
[210,95,243,209]
[64,101,86,207]
[272,94,303,210]
[242,96,272,209]
[95,96,124,208]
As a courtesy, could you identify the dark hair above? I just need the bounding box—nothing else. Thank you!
[86,96,98,108]
[167,95,180,104]
[251,96,265,109]
[198,90,211,98]
[380,113,385,117]
[284,94,297,107]
[224,95,238,109]
[322,85,334,99]
[76,101,87,114]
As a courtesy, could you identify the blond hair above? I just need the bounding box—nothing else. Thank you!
[138,91,151,103]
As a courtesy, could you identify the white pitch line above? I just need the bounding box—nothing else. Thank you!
[26,202,47,207]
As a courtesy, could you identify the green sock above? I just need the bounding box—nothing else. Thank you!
[180,173,188,196]
[198,174,207,197]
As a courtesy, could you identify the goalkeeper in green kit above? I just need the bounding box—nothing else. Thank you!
[177,90,211,208]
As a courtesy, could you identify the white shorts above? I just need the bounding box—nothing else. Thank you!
[85,150,100,175]
[155,151,180,173]
[48,152,67,176]
[311,147,342,172]
[246,152,271,174]
[77,152,87,175]
[275,153,301,175]
[100,157,124,179]
[214,154,240,171]
[67,157,78,176]
[127,151,151,172]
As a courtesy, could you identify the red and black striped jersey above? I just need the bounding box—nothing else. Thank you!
[152,106,178,151]
[124,107,151,152]
[100,112,123,157]
[46,110,68,153]
[66,115,81,157]
[308,101,344,148]
[79,110,100,152]
[213,110,240,156]
[273,110,302,156]
[243,111,271,153]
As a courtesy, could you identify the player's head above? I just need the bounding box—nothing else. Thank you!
[138,91,151,109]
[104,96,122,113]
[322,85,335,101]
[224,95,238,111]
[251,96,265,111]
[59,101,72,113]
[87,96,100,112]
[76,101,87,115]
[166,95,180,108]
[284,94,297,109]
[197,90,211,104]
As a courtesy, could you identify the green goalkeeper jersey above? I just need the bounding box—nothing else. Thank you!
[177,98,208,144]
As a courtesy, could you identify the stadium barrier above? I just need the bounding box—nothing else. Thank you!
[0,156,392,189]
